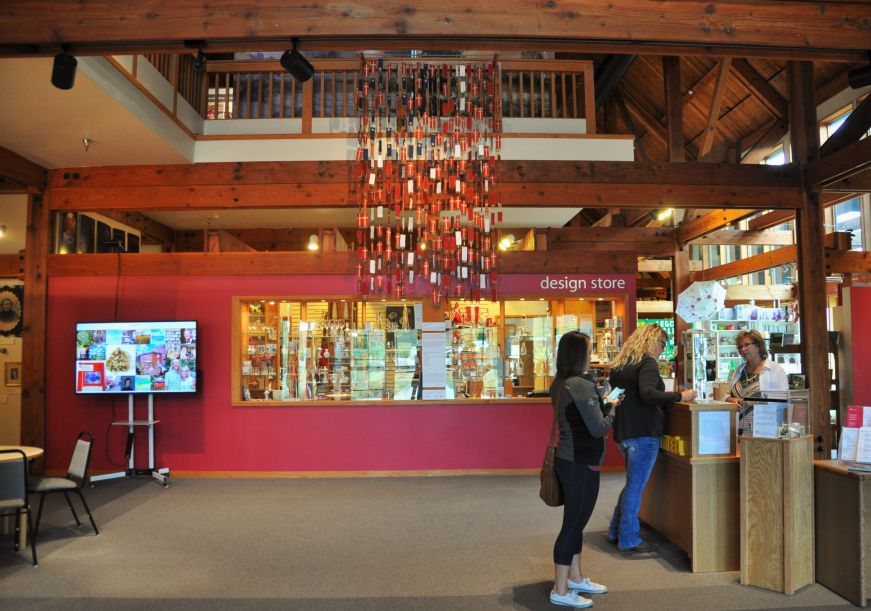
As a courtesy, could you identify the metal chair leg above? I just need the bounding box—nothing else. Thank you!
[26,507,37,567]
[63,491,81,526]
[33,493,46,542]
[13,507,21,551]
[75,490,99,535]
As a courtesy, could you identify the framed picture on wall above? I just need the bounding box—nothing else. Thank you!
[0,285,23,337]
[4,362,21,387]
[77,214,95,253]
[96,221,112,253]
[127,233,140,253]
[56,211,78,254]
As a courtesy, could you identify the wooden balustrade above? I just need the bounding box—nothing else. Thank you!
[138,55,595,132]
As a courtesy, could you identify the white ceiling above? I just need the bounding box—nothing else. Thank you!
[0,56,581,240]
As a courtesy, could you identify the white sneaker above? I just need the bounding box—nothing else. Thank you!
[568,577,608,595]
[550,589,593,608]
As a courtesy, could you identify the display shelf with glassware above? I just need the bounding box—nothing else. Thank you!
[503,312,553,398]
[445,300,503,399]
[233,298,421,404]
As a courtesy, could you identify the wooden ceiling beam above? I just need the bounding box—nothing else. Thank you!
[819,94,871,158]
[729,59,788,118]
[48,182,800,211]
[0,145,46,190]
[826,251,871,275]
[691,245,796,282]
[698,58,732,158]
[676,209,756,244]
[2,1,869,60]
[807,137,871,189]
[689,229,794,246]
[825,168,871,194]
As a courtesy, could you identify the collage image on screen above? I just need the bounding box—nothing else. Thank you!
[75,322,197,394]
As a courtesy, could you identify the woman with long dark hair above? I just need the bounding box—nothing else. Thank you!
[549,331,615,608]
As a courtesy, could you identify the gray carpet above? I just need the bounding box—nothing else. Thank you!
[0,473,854,610]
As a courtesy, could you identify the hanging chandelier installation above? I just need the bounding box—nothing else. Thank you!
[355,58,503,303]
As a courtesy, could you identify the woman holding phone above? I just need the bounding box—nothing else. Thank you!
[548,331,616,608]
[607,323,696,553]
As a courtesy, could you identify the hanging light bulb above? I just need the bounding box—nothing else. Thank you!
[307,234,319,251]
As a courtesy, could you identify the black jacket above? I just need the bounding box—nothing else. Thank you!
[609,355,680,442]
[550,375,613,465]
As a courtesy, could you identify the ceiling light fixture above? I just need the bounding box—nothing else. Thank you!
[307,234,319,251]
[51,47,77,90]
[0,225,6,237]
[656,208,674,221]
[498,234,516,251]
[280,38,314,82]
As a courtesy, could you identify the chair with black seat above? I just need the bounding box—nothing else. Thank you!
[30,431,99,541]
[0,449,38,566]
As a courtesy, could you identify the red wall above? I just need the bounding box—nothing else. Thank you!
[850,287,871,405]
[46,275,623,473]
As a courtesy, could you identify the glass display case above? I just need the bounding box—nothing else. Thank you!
[233,295,628,404]
[683,329,718,400]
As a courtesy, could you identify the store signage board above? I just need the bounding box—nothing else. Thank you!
[752,403,779,438]
[498,274,636,296]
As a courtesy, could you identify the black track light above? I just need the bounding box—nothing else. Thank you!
[848,51,871,90]
[280,38,314,82]
[192,50,207,72]
[51,50,77,90]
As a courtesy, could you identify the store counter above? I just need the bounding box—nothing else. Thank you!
[639,400,739,572]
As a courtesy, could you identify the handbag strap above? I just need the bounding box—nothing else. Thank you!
[549,383,563,448]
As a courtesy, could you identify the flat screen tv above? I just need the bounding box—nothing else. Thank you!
[75,321,197,394]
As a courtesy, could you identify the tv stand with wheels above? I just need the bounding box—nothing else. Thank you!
[91,394,170,488]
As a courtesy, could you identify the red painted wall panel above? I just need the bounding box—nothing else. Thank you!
[46,275,623,473]
[851,287,871,405]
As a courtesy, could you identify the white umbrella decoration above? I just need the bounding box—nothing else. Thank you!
[676,280,727,323]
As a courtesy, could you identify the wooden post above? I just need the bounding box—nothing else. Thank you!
[21,191,49,469]
[788,60,830,459]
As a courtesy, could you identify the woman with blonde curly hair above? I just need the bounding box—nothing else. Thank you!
[606,323,696,553]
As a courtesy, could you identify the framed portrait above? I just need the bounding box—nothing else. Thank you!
[4,362,21,387]
[56,211,78,254]
[96,221,113,253]
[77,214,95,253]
[0,285,24,337]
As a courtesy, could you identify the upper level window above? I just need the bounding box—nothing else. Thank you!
[763,147,786,165]
[833,196,864,251]
[820,105,851,144]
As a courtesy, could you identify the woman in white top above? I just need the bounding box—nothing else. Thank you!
[725,329,788,434]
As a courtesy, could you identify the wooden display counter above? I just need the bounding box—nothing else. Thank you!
[815,459,871,607]
[639,401,740,573]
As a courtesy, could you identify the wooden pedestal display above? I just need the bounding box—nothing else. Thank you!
[739,435,814,594]
[814,460,871,607]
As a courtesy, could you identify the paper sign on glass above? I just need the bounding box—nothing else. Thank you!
[752,403,779,438]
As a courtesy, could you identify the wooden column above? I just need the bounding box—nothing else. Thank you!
[788,60,830,459]
[20,191,49,467]
[664,55,689,380]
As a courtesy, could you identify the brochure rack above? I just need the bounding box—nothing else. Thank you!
[91,394,169,487]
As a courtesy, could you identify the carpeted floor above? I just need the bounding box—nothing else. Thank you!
[0,473,854,610]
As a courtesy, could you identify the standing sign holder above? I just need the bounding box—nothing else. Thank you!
[91,394,170,487]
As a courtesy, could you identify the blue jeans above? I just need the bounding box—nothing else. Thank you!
[607,436,660,548]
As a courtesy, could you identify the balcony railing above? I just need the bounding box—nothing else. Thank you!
[138,55,596,133]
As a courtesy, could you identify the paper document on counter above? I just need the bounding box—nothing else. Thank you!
[855,427,871,464]
[839,427,859,462]
[698,411,731,454]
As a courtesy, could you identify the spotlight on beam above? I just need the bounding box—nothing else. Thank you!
[280,38,314,82]
[192,50,207,72]
[51,50,77,90]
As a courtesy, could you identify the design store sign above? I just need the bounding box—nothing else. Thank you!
[499,274,636,296]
